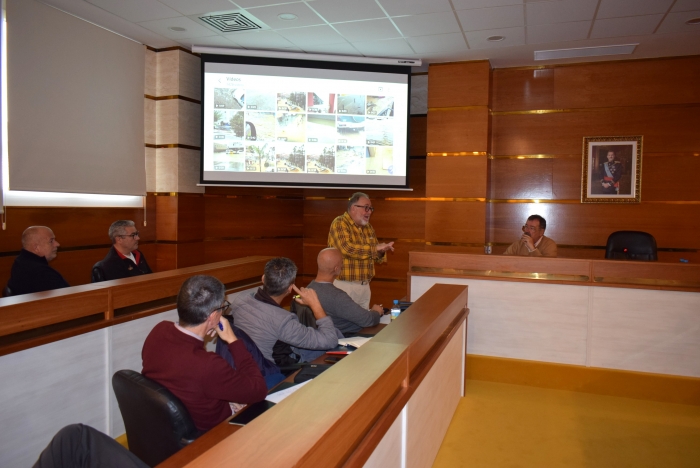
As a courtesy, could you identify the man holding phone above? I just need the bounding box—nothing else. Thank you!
[503,214,557,257]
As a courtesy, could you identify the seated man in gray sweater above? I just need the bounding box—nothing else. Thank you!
[308,248,383,335]
[231,257,338,365]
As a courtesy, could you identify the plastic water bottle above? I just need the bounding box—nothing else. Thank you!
[390,300,401,321]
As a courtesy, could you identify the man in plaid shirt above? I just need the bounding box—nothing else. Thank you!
[328,192,395,308]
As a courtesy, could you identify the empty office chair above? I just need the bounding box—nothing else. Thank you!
[605,231,657,261]
[112,370,202,467]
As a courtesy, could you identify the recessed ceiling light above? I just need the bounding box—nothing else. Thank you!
[278,13,298,21]
[686,17,700,25]
[168,26,187,32]
[487,35,505,42]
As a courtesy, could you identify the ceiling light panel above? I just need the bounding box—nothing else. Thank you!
[534,43,638,60]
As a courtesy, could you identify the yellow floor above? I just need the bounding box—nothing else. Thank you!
[433,380,700,468]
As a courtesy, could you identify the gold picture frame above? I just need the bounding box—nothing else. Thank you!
[581,135,642,203]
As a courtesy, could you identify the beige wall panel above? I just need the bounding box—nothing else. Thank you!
[412,277,589,365]
[145,48,156,97]
[177,148,204,194]
[145,147,156,192]
[155,147,178,193]
[590,287,700,377]
[405,321,464,468]
[492,106,700,155]
[427,107,489,153]
[426,156,487,198]
[363,408,402,468]
[155,99,178,146]
[553,56,700,109]
[144,98,156,145]
[489,202,700,249]
[428,61,490,108]
[155,50,179,97]
[178,50,201,101]
[178,100,202,147]
[425,202,486,243]
[492,68,554,112]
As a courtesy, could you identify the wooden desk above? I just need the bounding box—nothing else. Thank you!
[409,252,700,379]
[0,257,270,468]
[158,283,469,468]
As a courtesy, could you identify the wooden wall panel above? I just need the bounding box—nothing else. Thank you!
[492,68,554,112]
[426,156,487,198]
[369,280,409,308]
[409,116,427,156]
[640,154,700,201]
[205,239,303,271]
[428,61,490,108]
[426,108,489,153]
[178,196,205,242]
[176,242,206,269]
[156,244,178,272]
[489,203,700,249]
[489,158,554,200]
[205,196,303,239]
[156,196,178,241]
[492,57,700,112]
[553,57,700,109]
[425,202,485,243]
[492,106,700,156]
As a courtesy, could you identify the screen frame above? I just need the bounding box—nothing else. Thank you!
[199,53,411,190]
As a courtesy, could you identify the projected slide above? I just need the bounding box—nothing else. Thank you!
[202,60,409,188]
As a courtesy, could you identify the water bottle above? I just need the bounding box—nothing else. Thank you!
[390,300,401,321]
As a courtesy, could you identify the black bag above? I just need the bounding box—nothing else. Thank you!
[291,299,317,329]
[293,364,331,383]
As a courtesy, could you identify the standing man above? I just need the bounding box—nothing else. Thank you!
[328,192,394,309]
[503,214,557,257]
[599,150,623,194]
[92,220,152,282]
[6,226,69,296]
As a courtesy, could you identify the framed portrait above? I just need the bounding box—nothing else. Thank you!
[581,136,642,203]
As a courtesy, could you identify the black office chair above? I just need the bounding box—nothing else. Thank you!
[112,370,202,467]
[605,231,658,261]
[2,285,12,297]
[91,262,106,283]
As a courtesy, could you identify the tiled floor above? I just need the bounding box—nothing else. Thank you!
[433,380,700,467]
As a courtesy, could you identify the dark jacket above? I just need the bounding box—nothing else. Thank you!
[92,246,152,283]
[7,249,69,296]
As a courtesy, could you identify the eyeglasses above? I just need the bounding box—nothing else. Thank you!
[522,225,541,232]
[118,232,140,239]
[214,300,231,315]
[353,204,374,212]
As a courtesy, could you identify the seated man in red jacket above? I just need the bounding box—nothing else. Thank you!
[142,275,267,431]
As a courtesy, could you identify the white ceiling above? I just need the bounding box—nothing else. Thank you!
[39,0,700,70]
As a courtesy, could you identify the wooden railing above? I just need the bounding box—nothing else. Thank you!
[408,252,700,293]
[159,283,469,468]
[0,256,271,357]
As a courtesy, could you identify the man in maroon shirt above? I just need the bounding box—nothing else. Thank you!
[142,275,267,431]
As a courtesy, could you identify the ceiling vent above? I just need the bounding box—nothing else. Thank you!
[198,12,264,33]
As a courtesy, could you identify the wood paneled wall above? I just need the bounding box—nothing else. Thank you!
[490,56,700,262]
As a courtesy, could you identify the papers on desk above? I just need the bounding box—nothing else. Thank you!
[380,314,392,325]
[338,336,371,348]
[265,380,311,404]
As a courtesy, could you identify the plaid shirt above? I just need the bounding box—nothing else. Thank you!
[328,211,386,282]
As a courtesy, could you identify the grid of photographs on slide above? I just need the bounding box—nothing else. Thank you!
[211,88,396,175]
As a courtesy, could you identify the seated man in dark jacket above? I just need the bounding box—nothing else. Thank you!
[308,248,383,336]
[92,220,152,282]
[6,226,69,296]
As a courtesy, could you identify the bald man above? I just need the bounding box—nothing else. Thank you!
[6,226,69,296]
[307,248,383,336]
